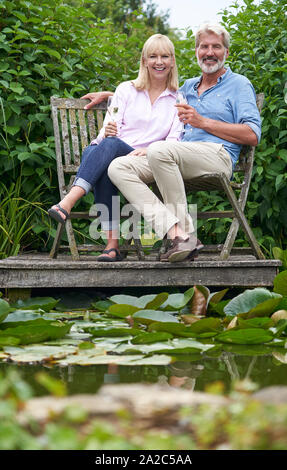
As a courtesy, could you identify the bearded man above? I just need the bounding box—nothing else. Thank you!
[108,23,261,262]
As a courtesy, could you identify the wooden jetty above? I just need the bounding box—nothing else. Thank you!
[0,249,281,290]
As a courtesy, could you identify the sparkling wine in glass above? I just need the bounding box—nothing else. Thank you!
[176,90,188,136]
[107,95,119,122]
[176,90,187,105]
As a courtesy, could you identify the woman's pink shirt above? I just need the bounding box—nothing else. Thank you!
[91,81,182,148]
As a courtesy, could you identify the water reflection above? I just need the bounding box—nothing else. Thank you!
[1,352,287,396]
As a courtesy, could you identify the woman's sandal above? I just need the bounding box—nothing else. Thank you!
[96,248,122,262]
[48,204,69,225]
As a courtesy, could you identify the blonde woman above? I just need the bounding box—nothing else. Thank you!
[48,34,181,261]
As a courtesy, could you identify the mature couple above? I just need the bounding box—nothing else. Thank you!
[48,23,261,263]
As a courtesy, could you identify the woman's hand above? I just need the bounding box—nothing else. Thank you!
[81,91,114,110]
[128,148,148,156]
[104,121,118,138]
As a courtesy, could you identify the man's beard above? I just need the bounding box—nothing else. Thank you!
[197,50,227,74]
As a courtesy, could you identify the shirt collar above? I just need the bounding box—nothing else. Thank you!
[193,67,232,90]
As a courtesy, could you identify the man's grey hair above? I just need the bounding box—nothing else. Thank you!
[195,23,230,49]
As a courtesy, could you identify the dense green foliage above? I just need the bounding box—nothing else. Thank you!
[0,0,286,257]
[222,0,287,250]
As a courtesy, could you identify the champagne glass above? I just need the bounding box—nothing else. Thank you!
[106,95,119,138]
[176,90,187,105]
[176,90,191,135]
[107,95,119,122]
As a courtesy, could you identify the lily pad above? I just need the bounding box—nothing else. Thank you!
[115,338,214,355]
[223,288,282,318]
[3,344,77,363]
[83,326,142,337]
[273,270,287,296]
[0,318,72,345]
[160,287,194,311]
[182,317,222,334]
[131,332,173,344]
[216,328,274,345]
[237,317,273,329]
[92,300,114,311]
[107,304,140,318]
[148,322,197,337]
[109,293,168,310]
[10,297,60,312]
[0,298,10,323]
[133,309,179,325]
[0,336,21,346]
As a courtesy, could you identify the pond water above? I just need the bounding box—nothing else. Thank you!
[1,352,287,396]
[1,286,287,396]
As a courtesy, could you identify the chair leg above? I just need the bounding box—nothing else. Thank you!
[133,238,145,261]
[65,219,80,260]
[221,179,265,260]
[220,218,240,260]
[49,223,65,259]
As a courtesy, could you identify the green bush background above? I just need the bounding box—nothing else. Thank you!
[0,0,286,257]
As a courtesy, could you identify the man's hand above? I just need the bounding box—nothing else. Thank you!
[128,148,148,157]
[81,91,114,110]
[104,121,117,138]
[175,103,205,128]
[175,103,258,146]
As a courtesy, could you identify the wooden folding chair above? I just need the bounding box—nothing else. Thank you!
[49,97,144,260]
[154,93,265,260]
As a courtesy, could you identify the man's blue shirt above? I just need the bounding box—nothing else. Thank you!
[180,67,261,169]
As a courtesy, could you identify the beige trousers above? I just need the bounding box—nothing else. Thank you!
[108,141,232,238]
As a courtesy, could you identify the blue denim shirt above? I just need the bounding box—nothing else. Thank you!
[180,68,262,169]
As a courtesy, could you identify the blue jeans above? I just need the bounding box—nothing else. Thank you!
[73,137,134,231]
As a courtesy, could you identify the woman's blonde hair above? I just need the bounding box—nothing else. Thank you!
[133,34,178,91]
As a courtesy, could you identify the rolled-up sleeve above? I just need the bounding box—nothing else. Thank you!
[235,81,262,143]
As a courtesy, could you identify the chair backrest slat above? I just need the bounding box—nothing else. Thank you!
[69,109,81,166]
[87,110,97,141]
[96,110,104,133]
[60,108,71,166]
[50,96,107,196]
[78,109,89,150]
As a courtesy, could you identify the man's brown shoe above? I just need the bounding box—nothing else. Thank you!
[160,236,203,263]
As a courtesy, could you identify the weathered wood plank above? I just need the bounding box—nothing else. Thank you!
[0,254,281,289]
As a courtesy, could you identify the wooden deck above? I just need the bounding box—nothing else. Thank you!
[0,250,281,289]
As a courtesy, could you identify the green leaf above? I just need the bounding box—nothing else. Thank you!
[131,332,173,344]
[273,270,287,296]
[9,83,24,94]
[107,304,140,318]
[0,319,72,345]
[91,300,114,311]
[109,293,169,309]
[0,299,10,323]
[160,287,194,311]
[186,317,222,334]
[216,328,274,345]
[5,125,20,136]
[223,288,282,318]
[133,309,179,325]
[144,292,169,309]
[11,297,60,312]
[148,321,197,337]
[237,317,273,329]
[208,288,229,305]
[83,326,141,337]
